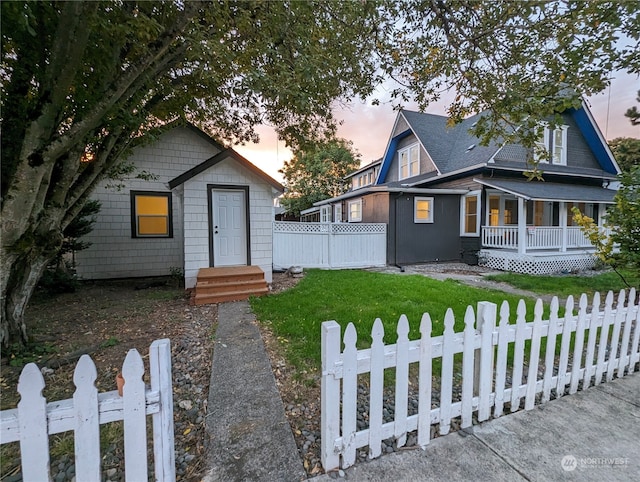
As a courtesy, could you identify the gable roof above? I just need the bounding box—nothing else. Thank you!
[378,101,619,185]
[168,147,284,191]
[161,123,283,191]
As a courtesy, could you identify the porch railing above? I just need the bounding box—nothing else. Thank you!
[481,226,518,249]
[481,226,604,250]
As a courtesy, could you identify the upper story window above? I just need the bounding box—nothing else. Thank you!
[348,199,362,222]
[414,197,434,223]
[534,123,568,165]
[399,143,420,180]
[130,191,173,238]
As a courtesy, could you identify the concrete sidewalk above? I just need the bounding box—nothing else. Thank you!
[316,374,640,482]
[203,301,305,482]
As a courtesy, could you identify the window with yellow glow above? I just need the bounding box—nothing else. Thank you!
[130,191,172,238]
[414,197,433,223]
[461,192,481,236]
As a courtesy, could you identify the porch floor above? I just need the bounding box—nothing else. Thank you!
[192,266,268,305]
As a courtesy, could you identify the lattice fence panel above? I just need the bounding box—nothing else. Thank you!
[479,250,597,275]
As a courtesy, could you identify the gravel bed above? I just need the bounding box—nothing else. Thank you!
[4,304,215,482]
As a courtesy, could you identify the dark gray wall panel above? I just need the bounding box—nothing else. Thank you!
[391,194,462,265]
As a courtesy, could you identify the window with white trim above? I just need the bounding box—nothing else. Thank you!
[414,197,433,223]
[534,123,549,163]
[399,143,420,180]
[320,205,331,223]
[348,199,362,222]
[460,191,481,236]
[334,203,342,223]
[534,123,568,165]
[552,126,568,165]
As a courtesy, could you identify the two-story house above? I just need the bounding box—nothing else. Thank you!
[314,101,620,274]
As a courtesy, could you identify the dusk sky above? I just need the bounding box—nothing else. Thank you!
[235,71,639,183]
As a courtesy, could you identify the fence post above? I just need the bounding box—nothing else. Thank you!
[476,302,497,422]
[150,339,176,482]
[17,364,50,482]
[321,321,341,471]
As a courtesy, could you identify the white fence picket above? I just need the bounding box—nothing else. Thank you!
[320,321,341,471]
[583,292,600,388]
[122,349,148,480]
[607,291,626,382]
[394,316,410,447]
[17,364,50,482]
[417,314,432,449]
[595,291,615,384]
[439,310,455,435]
[510,301,527,412]
[617,288,635,377]
[556,296,574,397]
[493,301,510,417]
[461,306,475,429]
[1,340,175,482]
[73,355,101,482]
[569,295,588,395]
[368,319,385,458]
[341,323,358,468]
[477,302,496,422]
[150,339,176,481]
[629,293,640,373]
[525,300,544,410]
[320,289,640,471]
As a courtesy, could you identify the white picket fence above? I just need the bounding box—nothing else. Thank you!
[0,339,175,481]
[273,221,387,270]
[321,289,640,470]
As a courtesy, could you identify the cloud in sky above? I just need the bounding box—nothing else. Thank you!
[235,72,639,182]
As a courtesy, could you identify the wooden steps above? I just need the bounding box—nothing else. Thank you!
[192,266,269,305]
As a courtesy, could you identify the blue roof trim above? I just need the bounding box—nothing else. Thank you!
[377,129,412,184]
[570,107,618,175]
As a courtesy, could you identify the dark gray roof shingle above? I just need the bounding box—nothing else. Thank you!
[401,110,502,174]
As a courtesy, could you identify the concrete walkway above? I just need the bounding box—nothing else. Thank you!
[203,301,305,482]
[315,374,640,482]
[204,296,639,482]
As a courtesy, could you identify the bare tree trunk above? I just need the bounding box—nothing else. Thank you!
[1,251,52,348]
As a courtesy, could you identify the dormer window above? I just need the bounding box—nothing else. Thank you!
[399,143,420,180]
[534,123,568,165]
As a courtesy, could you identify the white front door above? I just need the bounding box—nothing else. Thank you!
[212,189,247,266]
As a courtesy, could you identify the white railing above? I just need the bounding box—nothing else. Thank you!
[481,226,519,248]
[526,227,562,249]
[0,339,175,481]
[321,290,640,470]
[273,221,386,270]
[481,226,606,250]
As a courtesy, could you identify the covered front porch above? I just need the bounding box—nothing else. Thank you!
[474,178,616,274]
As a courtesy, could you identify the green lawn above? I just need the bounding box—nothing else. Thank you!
[485,270,639,297]
[251,269,542,376]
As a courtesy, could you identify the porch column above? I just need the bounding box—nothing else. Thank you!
[559,202,567,252]
[598,203,607,227]
[518,197,527,254]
